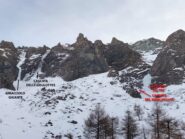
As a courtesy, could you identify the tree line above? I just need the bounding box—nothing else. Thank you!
[83,103,185,139]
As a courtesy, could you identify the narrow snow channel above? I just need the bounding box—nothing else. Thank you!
[13,51,26,89]
[142,74,152,94]
[35,50,50,76]
[17,51,26,80]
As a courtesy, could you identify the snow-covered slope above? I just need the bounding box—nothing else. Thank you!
[1,71,185,139]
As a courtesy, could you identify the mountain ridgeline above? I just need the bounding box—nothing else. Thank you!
[0,30,185,97]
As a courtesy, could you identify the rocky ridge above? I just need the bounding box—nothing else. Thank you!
[131,37,165,52]
[1,29,185,96]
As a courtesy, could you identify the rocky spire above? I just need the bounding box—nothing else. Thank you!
[94,40,103,46]
[76,33,90,46]
[111,37,124,45]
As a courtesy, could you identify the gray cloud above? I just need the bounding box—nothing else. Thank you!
[0,0,185,46]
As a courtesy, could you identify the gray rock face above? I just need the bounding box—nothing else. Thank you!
[151,29,185,85]
[104,38,141,70]
[21,46,49,80]
[43,34,109,81]
[63,39,108,81]
[0,34,149,94]
[132,38,165,52]
[107,38,151,97]
[42,43,74,80]
[0,41,18,89]
[0,34,144,90]
[43,34,142,81]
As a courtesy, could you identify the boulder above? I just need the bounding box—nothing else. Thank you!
[107,67,119,77]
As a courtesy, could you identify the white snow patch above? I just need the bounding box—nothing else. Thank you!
[29,54,41,60]
[141,50,158,65]
[173,67,183,71]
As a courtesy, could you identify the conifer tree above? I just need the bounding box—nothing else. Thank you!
[122,110,138,139]
[84,104,112,139]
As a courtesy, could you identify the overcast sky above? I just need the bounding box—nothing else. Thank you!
[0,0,185,47]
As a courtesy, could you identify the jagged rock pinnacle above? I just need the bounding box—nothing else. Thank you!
[76,33,89,44]
[94,40,103,46]
[111,37,124,45]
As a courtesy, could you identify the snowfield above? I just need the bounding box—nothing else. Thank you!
[1,73,185,139]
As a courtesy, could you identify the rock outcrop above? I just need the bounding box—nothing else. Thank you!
[0,41,18,89]
[119,61,151,98]
[43,34,109,81]
[151,29,185,84]
[43,34,143,82]
[131,38,165,52]
[107,67,119,77]
[42,34,146,98]
[42,43,74,80]
[0,33,150,97]
[104,37,141,70]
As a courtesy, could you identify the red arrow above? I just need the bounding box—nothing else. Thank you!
[138,90,151,97]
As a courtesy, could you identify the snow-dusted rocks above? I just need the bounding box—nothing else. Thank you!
[1,30,185,138]
[119,61,151,98]
[151,29,185,85]
[0,41,18,89]
[43,34,142,82]
[0,34,145,90]
[1,30,185,91]
[131,37,164,52]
